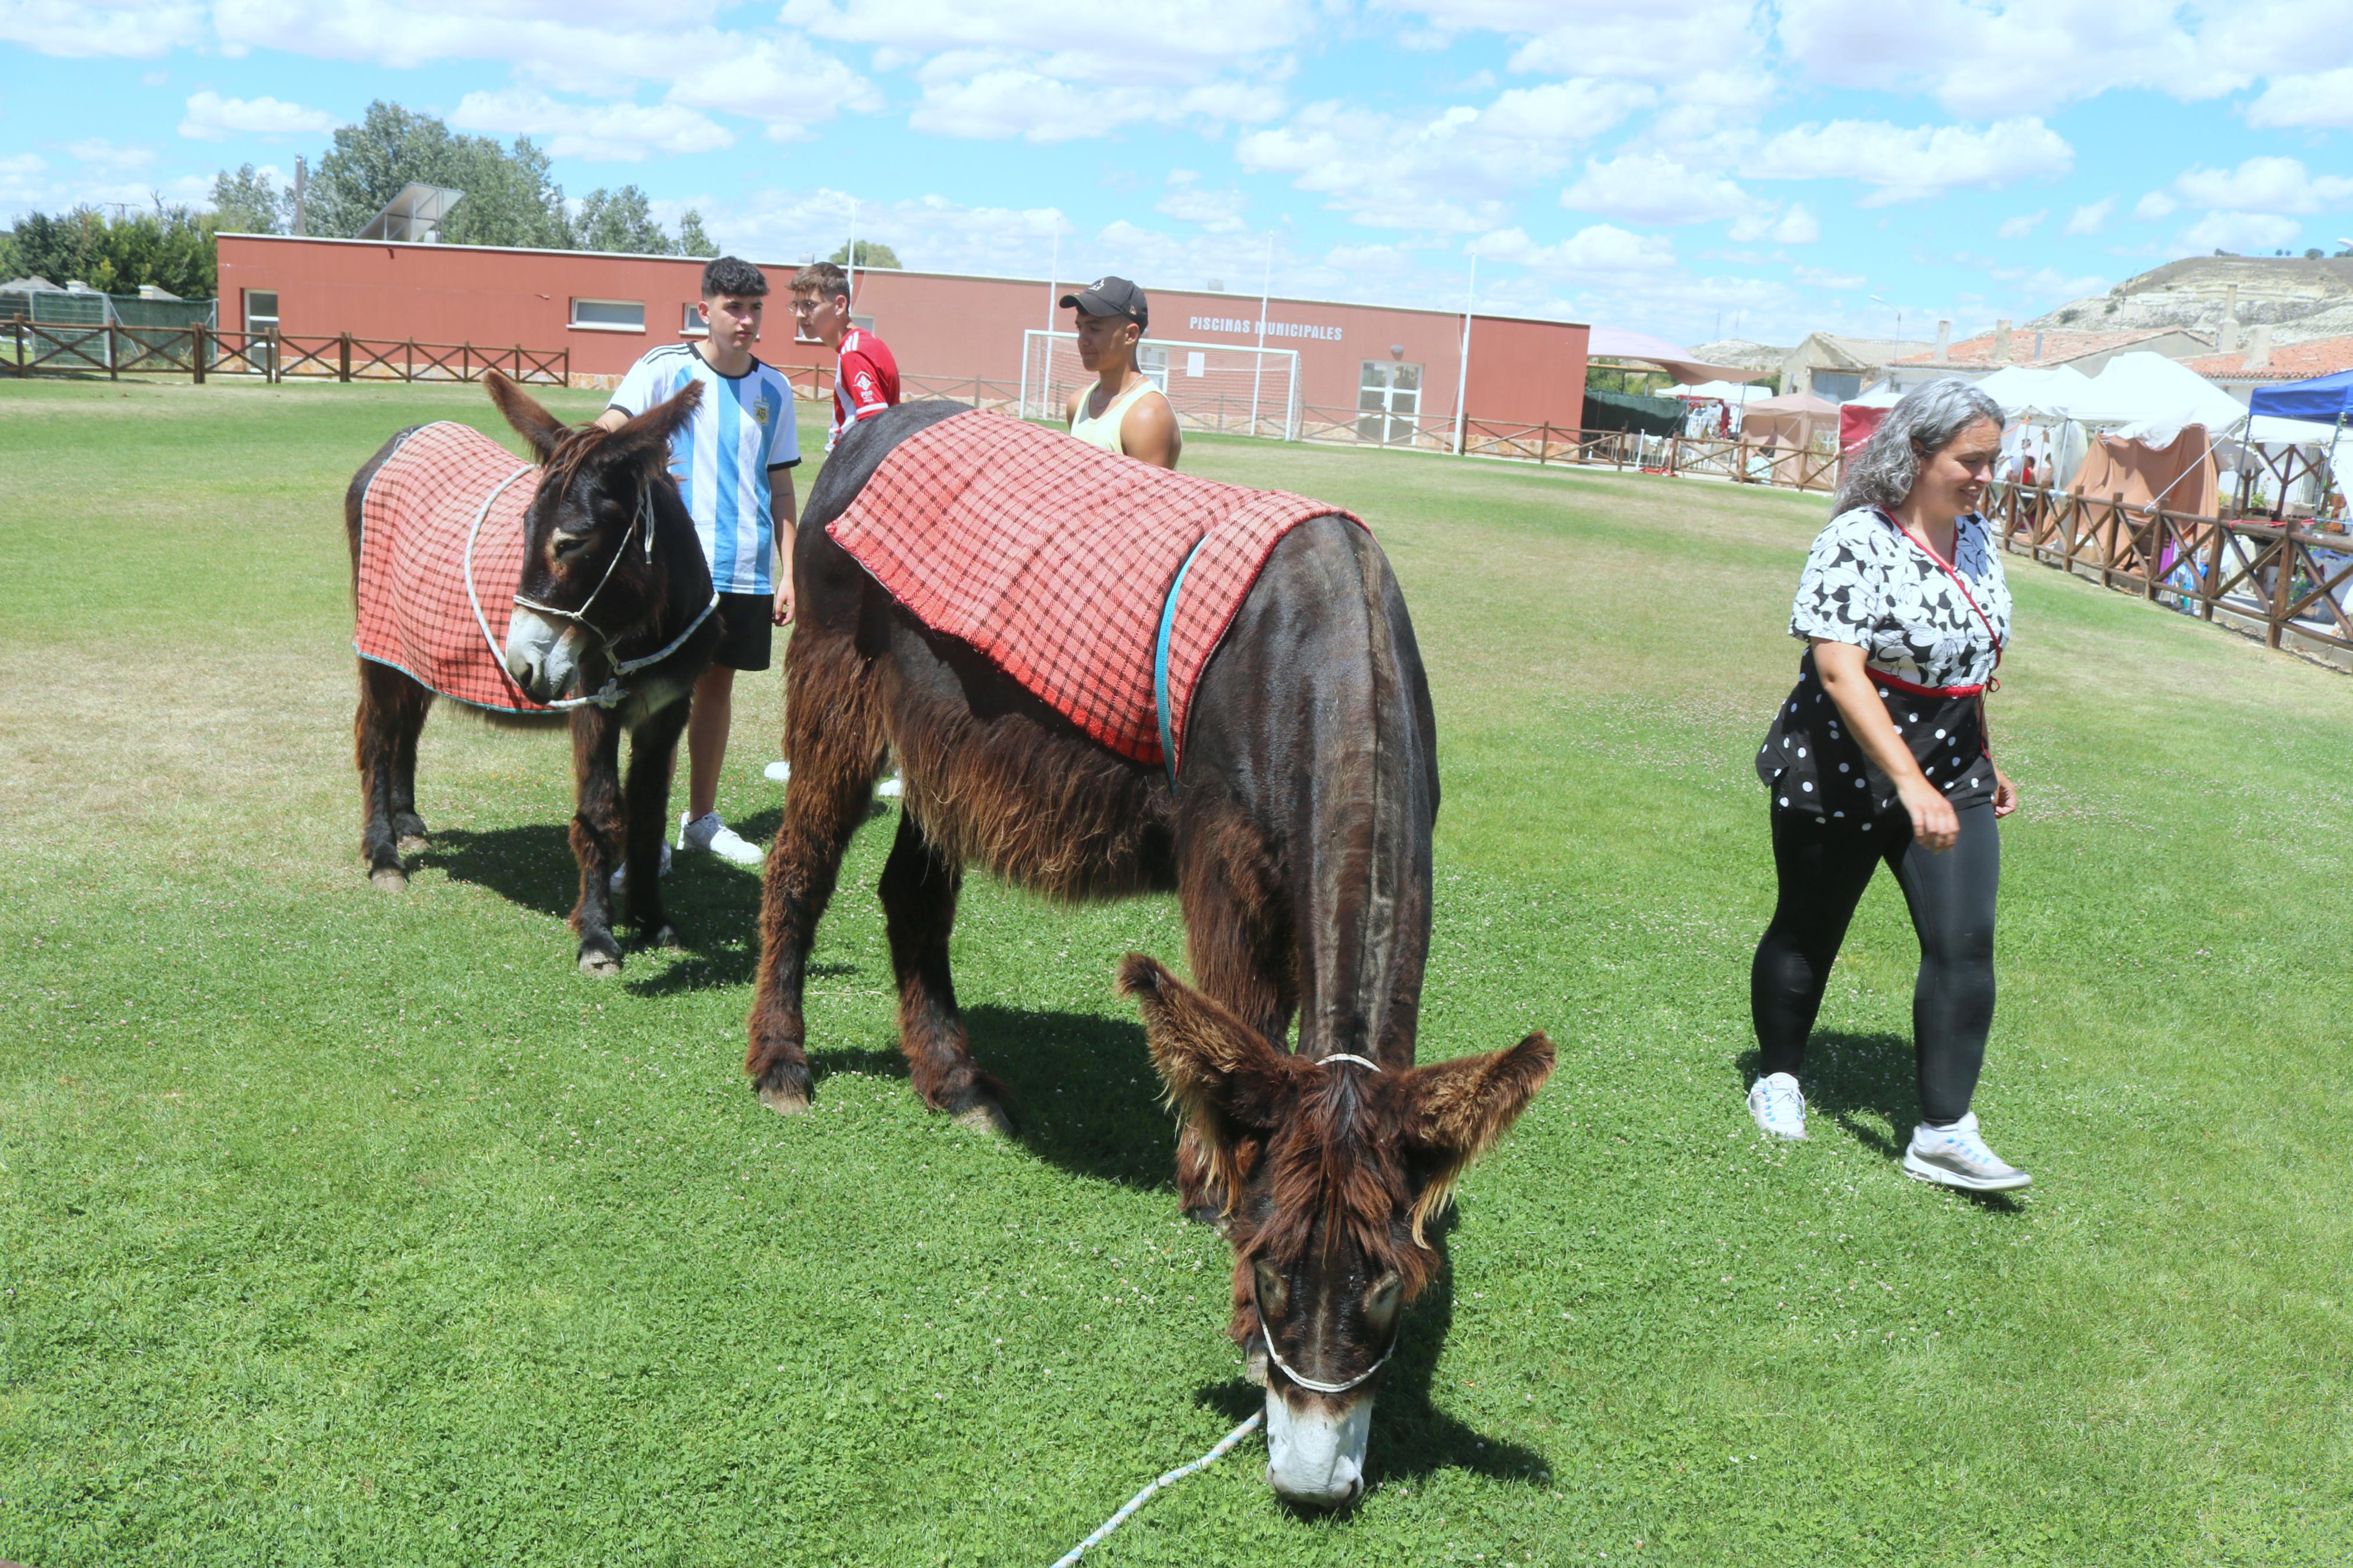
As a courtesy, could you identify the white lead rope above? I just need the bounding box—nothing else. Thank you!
[1049,1411,1263,1568]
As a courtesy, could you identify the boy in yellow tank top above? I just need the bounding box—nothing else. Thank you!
[1060,276,1181,469]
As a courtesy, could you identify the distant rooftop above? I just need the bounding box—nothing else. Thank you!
[2181,335,2353,383]
[1893,326,2204,368]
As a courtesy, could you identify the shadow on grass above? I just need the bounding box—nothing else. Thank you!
[969,1004,1174,1193]
[1192,1240,1548,1508]
[427,810,831,994]
[1734,1032,2027,1211]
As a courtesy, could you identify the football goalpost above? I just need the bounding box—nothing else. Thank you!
[1018,330,1303,441]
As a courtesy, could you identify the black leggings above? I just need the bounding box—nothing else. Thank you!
[1751,801,1999,1126]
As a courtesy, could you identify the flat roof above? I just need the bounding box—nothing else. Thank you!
[217,232,1589,331]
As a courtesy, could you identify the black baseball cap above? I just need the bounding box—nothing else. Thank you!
[1060,275,1149,330]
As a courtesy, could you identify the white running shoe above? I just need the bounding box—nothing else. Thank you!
[763,760,791,783]
[679,810,766,867]
[1903,1112,2031,1192]
[875,774,904,800]
[608,842,672,894]
[1747,1072,1808,1140]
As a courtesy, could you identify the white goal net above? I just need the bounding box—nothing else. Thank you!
[1018,329,1301,440]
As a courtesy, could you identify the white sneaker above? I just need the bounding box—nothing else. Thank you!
[1747,1072,1808,1140]
[608,842,672,893]
[875,773,904,800]
[763,760,791,783]
[1903,1112,2031,1192]
[679,810,765,867]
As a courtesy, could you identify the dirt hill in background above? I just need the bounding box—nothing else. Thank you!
[2031,255,2353,346]
[1689,338,1788,372]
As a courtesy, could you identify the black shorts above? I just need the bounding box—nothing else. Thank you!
[712,591,774,671]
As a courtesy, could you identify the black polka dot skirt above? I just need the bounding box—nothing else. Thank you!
[1756,648,1994,822]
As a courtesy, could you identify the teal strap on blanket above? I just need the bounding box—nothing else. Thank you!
[1154,535,1210,784]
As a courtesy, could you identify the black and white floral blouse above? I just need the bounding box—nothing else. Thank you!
[1756,507,2011,821]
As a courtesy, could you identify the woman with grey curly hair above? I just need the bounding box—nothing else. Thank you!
[1744,376,2032,1192]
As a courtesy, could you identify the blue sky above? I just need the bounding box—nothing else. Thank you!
[3,0,2349,347]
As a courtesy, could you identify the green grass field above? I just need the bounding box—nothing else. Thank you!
[3,375,2350,1566]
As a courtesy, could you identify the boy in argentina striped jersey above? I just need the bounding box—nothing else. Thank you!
[595,255,801,870]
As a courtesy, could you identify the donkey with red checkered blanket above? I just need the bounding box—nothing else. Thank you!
[749,403,1553,1507]
[346,372,722,975]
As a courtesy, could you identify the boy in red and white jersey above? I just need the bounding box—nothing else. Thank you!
[791,261,899,452]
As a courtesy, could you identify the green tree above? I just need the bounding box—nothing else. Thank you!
[306,101,571,247]
[2,204,215,297]
[572,185,673,255]
[209,164,288,236]
[675,209,718,258]
[829,239,901,269]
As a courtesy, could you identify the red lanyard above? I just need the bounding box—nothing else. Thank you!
[1878,509,2004,678]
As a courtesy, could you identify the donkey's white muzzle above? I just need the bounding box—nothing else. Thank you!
[1265,1388,1371,1507]
[505,607,585,702]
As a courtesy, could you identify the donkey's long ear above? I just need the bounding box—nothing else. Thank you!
[1399,1032,1553,1245]
[1119,955,1302,1195]
[602,381,704,472]
[484,369,568,464]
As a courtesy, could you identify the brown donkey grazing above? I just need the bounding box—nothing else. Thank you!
[747,401,1553,1506]
[347,371,722,974]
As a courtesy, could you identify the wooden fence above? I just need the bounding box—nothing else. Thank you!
[4,322,568,386]
[1985,479,2353,664]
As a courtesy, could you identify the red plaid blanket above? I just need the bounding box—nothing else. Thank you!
[826,409,1362,769]
[354,421,549,713]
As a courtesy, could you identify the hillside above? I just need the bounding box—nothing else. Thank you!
[2031,255,2353,346]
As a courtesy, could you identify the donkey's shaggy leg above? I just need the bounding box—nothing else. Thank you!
[620,702,691,947]
[356,661,431,890]
[748,632,883,1114]
[390,704,429,855]
[569,709,629,976]
[878,809,1011,1134]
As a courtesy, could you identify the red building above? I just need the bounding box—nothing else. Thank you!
[216,234,1589,436]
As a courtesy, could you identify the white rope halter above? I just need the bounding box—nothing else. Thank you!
[1254,1048,1398,1398]
[466,464,718,711]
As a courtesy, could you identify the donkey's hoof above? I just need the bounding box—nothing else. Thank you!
[395,833,430,857]
[640,922,682,950]
[951,1099,1014,1136]
[577,945,623,978]
[755,1061,812,1117]
[369,866,409,892]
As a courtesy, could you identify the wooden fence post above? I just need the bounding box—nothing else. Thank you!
[339,332,352,383]
[266,328,280,384]
[2267,528,2291,648]
[191,323,206,384]
[107,323,119,382]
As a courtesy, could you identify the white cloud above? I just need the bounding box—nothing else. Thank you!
[2248,66,2353,129]
[67,138,155,172]
[665,38,881,137]
[906,57,1284,143]
[706,185,1067,280]
[2178,211,2303,254]
[1238,80,1655,232]
[782,0,1319,84]
[1996,209,2045,239]
[1382,1,1768,85]
[0,153,48,206]
[0,0,203,58]
[178,90,339,141]
[450,90,734,161]
[2063,196,2114,236]
[1774,0,2252,116]
[2168,156,2353,217]
[1793,265,1865,288]
[2133,190,2178,221]
[1730,203,1819,243]
[1155,171,1250,234]
[1474,223,1677,278]
[1739,115,2072,206]
[1560,152,1757,225]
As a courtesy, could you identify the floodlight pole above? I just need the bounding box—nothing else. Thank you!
[1249,234,1272,437]
[1453,253,1477,456]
